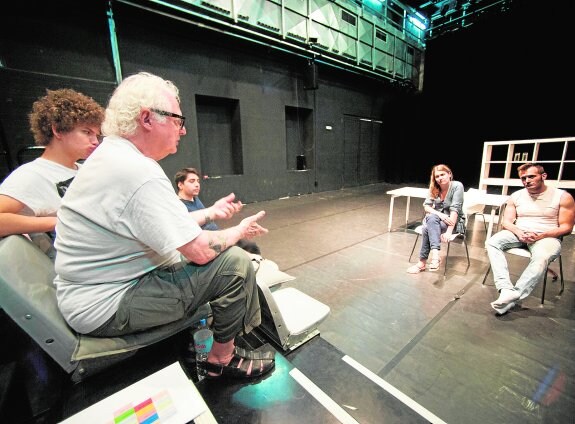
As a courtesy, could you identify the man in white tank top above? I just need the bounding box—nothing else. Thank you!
[486,163,575,314]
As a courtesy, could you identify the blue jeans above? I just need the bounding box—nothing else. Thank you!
[419,214,448,260]
[485,229,561,300]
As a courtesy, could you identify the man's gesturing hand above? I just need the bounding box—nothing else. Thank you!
[237,211,268,239]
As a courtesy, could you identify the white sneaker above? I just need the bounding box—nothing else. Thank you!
[491,301,516,315]
[492,288,520,307]
[428,249,441,271]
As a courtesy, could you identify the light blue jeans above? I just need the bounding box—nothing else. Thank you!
[419,214,448,260]
[485,229,561,300]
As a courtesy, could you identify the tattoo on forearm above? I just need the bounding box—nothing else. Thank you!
[208,235,227,254]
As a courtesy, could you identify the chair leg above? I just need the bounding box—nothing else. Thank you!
[481,215,487,232]
[409,234,420,262]
[444,242,451,275]
[542,255,565,304]
[463,239,470,268]
[482,265,491,285]
[558,255,564,295]
[541,267,548,305]
[443,237,470,276]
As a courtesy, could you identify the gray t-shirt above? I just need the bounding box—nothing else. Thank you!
[54,136,202,333]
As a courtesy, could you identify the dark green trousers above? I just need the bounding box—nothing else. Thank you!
[89,246,261,343]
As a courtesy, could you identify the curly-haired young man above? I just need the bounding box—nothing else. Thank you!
[0,88,104,238]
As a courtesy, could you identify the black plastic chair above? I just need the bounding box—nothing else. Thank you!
[408,225,470,275]
[482,247,564,305]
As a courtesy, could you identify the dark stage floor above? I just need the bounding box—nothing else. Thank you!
[2,183,574,423]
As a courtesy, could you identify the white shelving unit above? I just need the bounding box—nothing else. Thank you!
[480,136,575,195]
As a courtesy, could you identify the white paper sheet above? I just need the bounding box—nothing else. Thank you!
[60,362,207,424]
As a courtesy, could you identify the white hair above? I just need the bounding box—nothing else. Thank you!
[102,72,180,137]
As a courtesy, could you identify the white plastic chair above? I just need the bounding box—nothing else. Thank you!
[250,254,330,352]
[463,188,487,231]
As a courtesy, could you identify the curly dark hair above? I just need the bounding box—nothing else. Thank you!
[28,88,105,146]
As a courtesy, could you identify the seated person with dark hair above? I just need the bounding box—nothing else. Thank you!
[486,162,575,315]
[175,167,219,231]
[0,88,104,240]
[175,167,261,254]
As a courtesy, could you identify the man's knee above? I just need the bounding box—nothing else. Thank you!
[486,231,506,250]
[219,246,253,277]
[531,252,555,266]
[485,238,497,249]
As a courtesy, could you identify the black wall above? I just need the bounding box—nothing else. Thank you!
[383,0,575,187]
[1,0,573,203]
[0,0,400,204]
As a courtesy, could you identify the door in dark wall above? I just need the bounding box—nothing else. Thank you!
[343,115,382,188]
[285,106,313,171]
[343,116,359,187]
[359,118,381,184]
[196,95,243,177]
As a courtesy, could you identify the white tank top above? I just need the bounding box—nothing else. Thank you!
[512,186,563,233]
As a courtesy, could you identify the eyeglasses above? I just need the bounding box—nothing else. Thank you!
[151,108,186,129]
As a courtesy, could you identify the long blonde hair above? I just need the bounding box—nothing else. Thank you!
[428,164,453,198]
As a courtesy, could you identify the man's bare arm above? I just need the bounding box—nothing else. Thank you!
[178,211,267,264]
[0,195,56,237]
